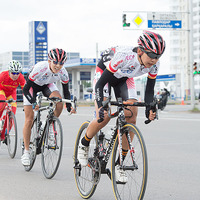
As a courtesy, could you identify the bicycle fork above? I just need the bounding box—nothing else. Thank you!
[119,127,138,171]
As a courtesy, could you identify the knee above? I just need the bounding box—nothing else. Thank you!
[126,116,137,125]
[24,118,34,128]
[56,102,63,110]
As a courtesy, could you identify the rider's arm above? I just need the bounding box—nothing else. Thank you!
[144,77,156,104]
[19,74,26,91]
[23,79,36,104]
[144,77,156,120]
[62,82,72,112]
[95,69,113,108]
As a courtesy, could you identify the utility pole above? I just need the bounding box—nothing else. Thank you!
[189,0,195,108]
[96,43,98,67]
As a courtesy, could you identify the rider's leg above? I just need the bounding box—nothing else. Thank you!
[114,78,138,165]
[81,99,110,146]
[49,90,63,117]
[78,99,110,167]
[23,105,34,151]
[0,91,6,118]
[7,94,17,114]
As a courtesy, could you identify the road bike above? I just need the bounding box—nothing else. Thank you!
[0,99,18,158]
[74,97,157,199]
[22,92,77,179]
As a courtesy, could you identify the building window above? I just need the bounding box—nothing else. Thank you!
[12,52,22,56]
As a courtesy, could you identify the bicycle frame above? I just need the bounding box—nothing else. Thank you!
[93,98,152,178]
[0,101,15,141]
[33,93,77,152]
[33,94,59,152]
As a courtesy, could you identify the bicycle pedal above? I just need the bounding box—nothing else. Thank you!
[116,181,127,185]
[48,145,57,150]
[2,137,8,145]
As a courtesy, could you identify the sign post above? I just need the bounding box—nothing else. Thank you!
[147,12,182,29]
[122,11,183,30]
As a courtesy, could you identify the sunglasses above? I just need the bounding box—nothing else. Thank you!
[53,60,64,65]
[11,72,20,75]
[142,49,162,59]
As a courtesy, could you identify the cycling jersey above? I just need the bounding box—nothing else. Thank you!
[23,61,70,105]
[29,61,69,85]
[95,46,159,108]
[102,46,159,79]
[0,71,25,96]
[0,70,25,117]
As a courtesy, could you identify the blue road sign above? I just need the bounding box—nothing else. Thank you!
[156,74,176,82]
[148,20,182,29]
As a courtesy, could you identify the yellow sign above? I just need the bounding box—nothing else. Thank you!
[133,15,144,27]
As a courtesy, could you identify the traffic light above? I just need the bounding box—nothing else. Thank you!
[193,62,200,75]
[122,14,130,27]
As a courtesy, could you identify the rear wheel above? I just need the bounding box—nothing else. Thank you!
[111,123,148,200]
[41,117,63,179]
[7,112,17,158]
[73,121,99,199]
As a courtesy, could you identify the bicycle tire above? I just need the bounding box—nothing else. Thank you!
[111,123,148,200]
[23,119,38,171]
[74,121,99,199]
[7,112,17,158]
[41,116,63,179]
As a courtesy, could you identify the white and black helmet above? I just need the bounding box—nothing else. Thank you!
[8,60,22,73]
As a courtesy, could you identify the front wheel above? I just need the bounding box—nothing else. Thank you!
[7,112,17,158]
[73,121,99,199]
[111,123,148,200]
[41,117,63,179]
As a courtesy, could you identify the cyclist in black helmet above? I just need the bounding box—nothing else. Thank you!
[78,30,166,183]
[21,48,76,166]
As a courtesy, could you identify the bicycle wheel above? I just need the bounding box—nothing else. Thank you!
[23,119,37,171]
[111,123,148,200]
[74,121,99,199]
[7,112,17,158]
[41,116,63,179]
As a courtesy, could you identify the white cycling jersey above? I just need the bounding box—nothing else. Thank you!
[103,46,160,79]
[29,61,69,86]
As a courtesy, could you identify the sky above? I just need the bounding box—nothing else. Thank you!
[0,0,171,74]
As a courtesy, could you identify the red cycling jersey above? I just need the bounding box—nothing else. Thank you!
[0,71,25,97]
[0,71,25,118]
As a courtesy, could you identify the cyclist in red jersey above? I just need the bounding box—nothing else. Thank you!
[0,60,25,121]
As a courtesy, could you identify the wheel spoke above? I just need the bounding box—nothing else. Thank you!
[111,124,148,200]
[41,117,63,179]
[7,112,17,158]
[74,121,98,199]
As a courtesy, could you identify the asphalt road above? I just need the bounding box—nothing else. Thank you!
[0,104,200,200]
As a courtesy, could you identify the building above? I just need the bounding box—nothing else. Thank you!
[0,51,29,72]
[0,51,81,101]
[60,58,97,100]
[170,0,200,100]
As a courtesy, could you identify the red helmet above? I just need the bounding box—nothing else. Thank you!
[48,48,67,64]
[138,30,165,55]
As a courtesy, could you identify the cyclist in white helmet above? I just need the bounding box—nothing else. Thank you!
[78,30,166,183]
[0,60,25,143]
[21,48,76,166]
